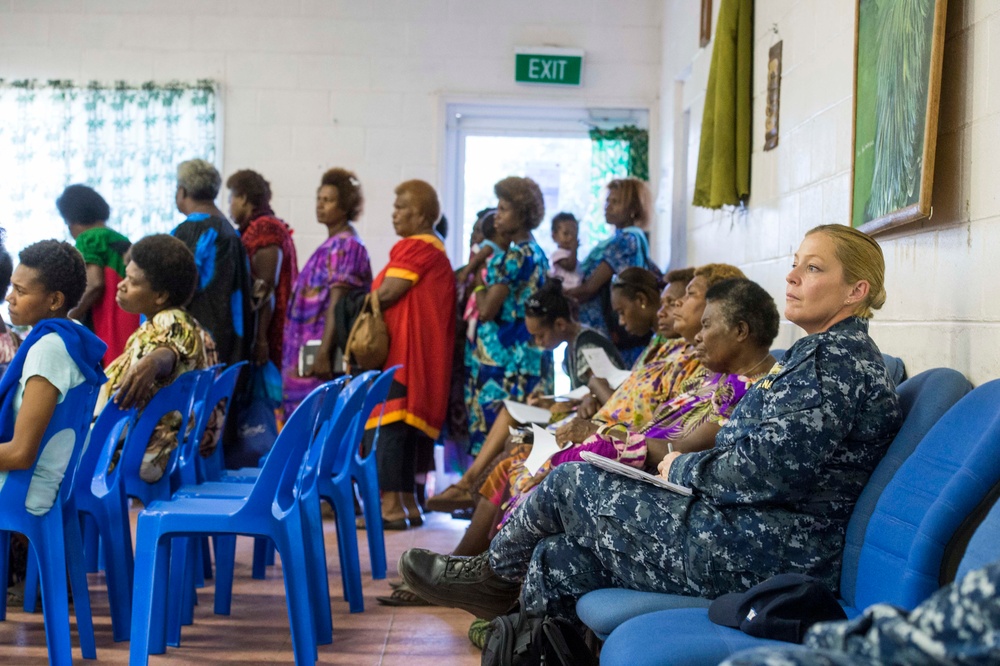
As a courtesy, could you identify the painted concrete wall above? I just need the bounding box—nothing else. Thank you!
[0,0,662,272]
[658,0,1000,385]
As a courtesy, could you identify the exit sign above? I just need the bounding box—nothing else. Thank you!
[515,48,584,86]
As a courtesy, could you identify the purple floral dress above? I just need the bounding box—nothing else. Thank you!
[281,230,372,419]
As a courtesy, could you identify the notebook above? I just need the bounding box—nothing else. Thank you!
[580,451,693,496]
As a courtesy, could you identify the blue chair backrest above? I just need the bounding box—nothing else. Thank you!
[175,368,220,486]
[303,374,373,496]
[955,495,1000,581]
[319,370,378,477]
[882,353,907,387]
[243,380,339,515]
[851,376,1000,611]
[72,399,136,501]
[0,380,100,509]
[352,366,400,468]
[197,362,246,481]
[839,368,972,605]
[118,372,201,507]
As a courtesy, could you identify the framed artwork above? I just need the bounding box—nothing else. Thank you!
[850,0,947,234]
[764,41,782,151]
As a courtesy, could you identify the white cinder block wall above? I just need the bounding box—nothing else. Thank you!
[0,0,662,273]
[658,0,1000,386]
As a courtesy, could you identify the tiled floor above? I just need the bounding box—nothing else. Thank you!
[0,509,482,665]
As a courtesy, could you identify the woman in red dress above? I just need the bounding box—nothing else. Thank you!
[368,180,456,528]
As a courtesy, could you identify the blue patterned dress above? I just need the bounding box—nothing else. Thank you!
[577,227,655,367]
[464,237,553,455]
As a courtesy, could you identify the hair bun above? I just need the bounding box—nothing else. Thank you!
[541,277,564,295]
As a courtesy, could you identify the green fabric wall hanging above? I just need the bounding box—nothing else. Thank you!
[692,0,753,209]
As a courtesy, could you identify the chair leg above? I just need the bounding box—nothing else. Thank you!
[251,537,270,579]
[98,495,134,642]
[213,535,236,616]
[81,513,101,573]
[129,525,170,662]
[36,531,74,666]
[148,538,171,655]
[0,531,9,620]
[24,546,39,612]
[303,497,333,645]
[166,536,194,647]
[201,536,214,581]
[331,487,365,613]
[361,472,387,579]
[273,523,318,665]
[99,510,133,641]
[265,541,276,566]
[64,509,96,659]
[182,538,198,625]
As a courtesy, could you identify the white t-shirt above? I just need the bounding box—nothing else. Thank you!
[0,332,86,515]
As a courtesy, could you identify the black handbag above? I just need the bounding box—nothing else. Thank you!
[482,607,598,666]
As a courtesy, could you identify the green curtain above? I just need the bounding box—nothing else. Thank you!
[692,0,753,209]
[0,79,217,258]
[586,124,650,246]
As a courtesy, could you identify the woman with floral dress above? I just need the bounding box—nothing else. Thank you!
[281,168,372,419]
[464,176,553,456]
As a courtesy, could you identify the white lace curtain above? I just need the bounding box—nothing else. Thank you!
[0,80,217,259]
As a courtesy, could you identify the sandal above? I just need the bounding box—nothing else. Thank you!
[426,483,474,513]
[376,582,431,607]
[356,516,410,530]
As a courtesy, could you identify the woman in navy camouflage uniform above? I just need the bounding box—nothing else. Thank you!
[400,225,903,623]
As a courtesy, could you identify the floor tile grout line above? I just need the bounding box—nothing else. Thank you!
[378,612,395,664]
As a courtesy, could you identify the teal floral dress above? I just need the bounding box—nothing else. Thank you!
[465,237,553,455]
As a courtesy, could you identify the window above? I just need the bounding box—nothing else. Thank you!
[0,79,218,260]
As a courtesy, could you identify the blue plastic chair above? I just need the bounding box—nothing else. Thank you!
[69,400,137,642]
[129,383,334,664]
[162,377,343,648]
[295,373,374,637]
[0,381,101,664]
[598,371,1000,666]
[168,375,359,646]
[347,365,400,580]
[311,370,379,613]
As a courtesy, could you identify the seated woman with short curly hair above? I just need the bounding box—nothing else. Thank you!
[97,234,219,483]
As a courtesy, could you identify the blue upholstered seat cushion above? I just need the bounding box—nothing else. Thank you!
[577,590,711,639]
[600,608,791,666]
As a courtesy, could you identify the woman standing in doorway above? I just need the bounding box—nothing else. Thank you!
[464,176,553,457]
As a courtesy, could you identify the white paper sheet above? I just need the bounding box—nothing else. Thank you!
[581,348,631,388]
[523,424,563,476]
[503,399,552,425]
[580,451,693,496]
[541,385,591,401]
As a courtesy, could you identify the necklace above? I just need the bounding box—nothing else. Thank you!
[738,352,774,378]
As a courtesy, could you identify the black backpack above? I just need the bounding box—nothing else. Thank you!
[482,608,598,666]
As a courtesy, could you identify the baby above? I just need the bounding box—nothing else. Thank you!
[548,212,581,289]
